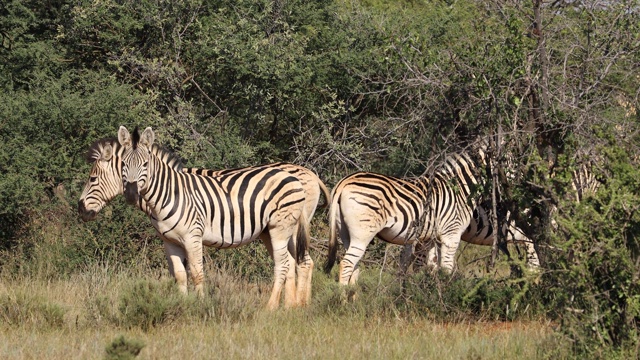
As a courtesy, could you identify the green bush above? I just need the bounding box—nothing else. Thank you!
[114,279,201,331]
[544,147,640,357]
[104,335,145,360]
[313,265,544,322]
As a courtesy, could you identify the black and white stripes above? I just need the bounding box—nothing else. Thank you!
[117,127,311,309]
[324,143,486,284]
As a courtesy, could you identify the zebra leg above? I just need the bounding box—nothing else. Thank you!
[296,251,314,306]
[262,232,311,308]
[262,232,310,307]
[425,240,440,270]
[184,237,205,297]
[509,224,540,269]
[439,231,464,272]
[399,243,415,275]
[338,230,376,286]
[164,241,188,294]
[264,229,297,310]
[524,240,540,269]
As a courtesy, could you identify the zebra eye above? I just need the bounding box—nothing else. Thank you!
[90,176,98,182]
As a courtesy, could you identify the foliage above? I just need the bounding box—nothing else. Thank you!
[113,279,200,331]
[0,0,639,356]
[104,335,145,360]
[545,146,640,357]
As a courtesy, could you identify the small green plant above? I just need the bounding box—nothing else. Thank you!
[116,279,198,330]
[104,335,145,360]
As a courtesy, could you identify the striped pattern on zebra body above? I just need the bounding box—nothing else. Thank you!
[180,163,330,305]
[325,142,487,285]
[571,162,602,203]
[406,205,540,271]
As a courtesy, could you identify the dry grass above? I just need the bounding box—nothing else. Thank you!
[0,262,560,360]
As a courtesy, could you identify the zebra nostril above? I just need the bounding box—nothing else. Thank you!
[78,200,97,222]
[124,182,139,205]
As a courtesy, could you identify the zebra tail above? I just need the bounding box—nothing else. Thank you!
[296,210,310,264]
[324,190,339,274]
[317,178,332,209]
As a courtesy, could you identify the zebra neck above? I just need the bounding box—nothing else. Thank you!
[141,155,179,213]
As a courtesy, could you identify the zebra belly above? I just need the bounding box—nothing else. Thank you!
[201,227,261,248]
[378,227,416,246]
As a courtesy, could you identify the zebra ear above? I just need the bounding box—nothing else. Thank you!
[139,127,155,148]
[118,126,132,147]
[100,143,113,162]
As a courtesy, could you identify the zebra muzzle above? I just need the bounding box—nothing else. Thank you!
[78,200,97,222]
[124,182,140,205]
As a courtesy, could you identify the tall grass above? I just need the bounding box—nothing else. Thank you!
[0,260,562,360]
[0,209,565,359]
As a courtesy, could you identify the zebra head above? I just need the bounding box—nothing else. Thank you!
[118,126,155,205]
[78,138,123,222]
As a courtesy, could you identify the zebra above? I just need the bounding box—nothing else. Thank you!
[324,142,488,285]
[118,126,309,309]
[404,204,540,272]
[417,160,603,272]
[78,128,327,309]
[547,161,603,232]
[181,163,330,305]
[570,162,602,203]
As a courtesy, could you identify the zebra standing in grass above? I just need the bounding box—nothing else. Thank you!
[78,128,320,309]
[325,141,489,285]
[118,126,309,309]
[181,163,330,305]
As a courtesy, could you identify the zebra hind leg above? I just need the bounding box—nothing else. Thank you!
[264,227,298,310]
[296,251,314,306]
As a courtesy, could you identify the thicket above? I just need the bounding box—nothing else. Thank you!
[1,0,639,357]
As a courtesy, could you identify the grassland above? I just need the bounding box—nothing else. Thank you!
[0,259,564,360]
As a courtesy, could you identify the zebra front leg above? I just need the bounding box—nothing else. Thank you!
[184,237,205,297]
[439,232,463,272]
[425,240,440,271]
[164,241,188,294]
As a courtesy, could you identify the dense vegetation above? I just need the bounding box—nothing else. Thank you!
[1,0,639,358]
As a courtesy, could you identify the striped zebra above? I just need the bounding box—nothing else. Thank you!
[417,160,603,272]
[570,162,602,203]
[405,205,540,271]
[181,163,329,305]
[548,161,603,232]
[78,129,327,309]
[324,142,488,285]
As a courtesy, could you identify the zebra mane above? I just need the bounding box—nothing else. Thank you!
[422,138,487,179]
[132,127,141,150]
[85,137,118,163]
[150,144,184,171]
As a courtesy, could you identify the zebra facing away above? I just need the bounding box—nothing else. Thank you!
[325,143,488,285]
[78,128,318,309]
